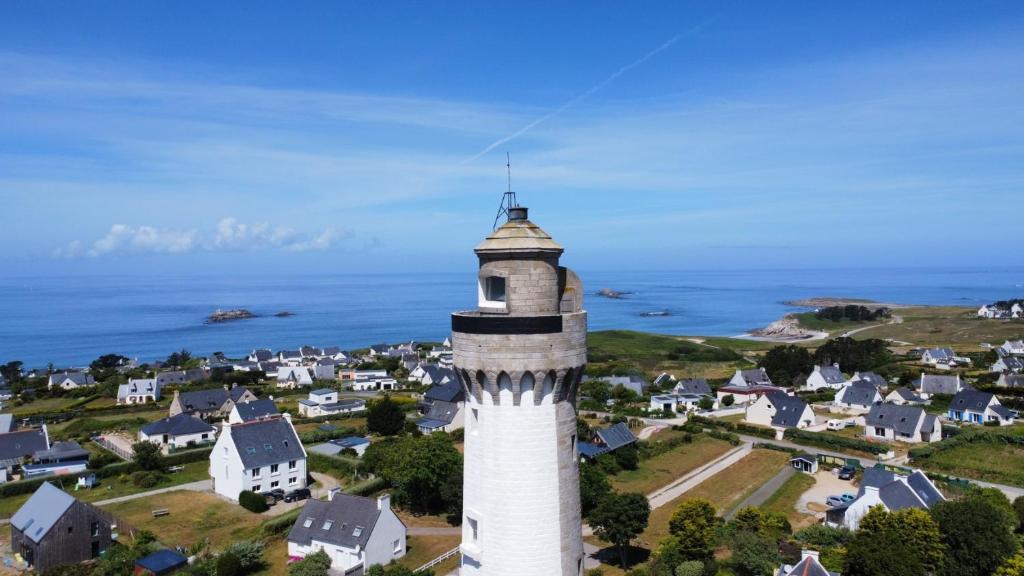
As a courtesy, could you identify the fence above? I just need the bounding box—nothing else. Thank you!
[93,436,133,461]
[416,547,460,573]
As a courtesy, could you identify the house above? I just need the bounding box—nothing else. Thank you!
[1000,340,1024,356]
[948,389,1016,426]
[588,375,646,397]
[729,368,774,388]
[47,371,95,390]
[776,550,837,576]
[921,348,956,367]
[885,387,926,406]
[278,350,303,365]
[418,366,456,387]
[135,549,189,576]
[312,360,338,381]
[864,403,940,443]
[673,378,712,396]
[22,441,90,479]
[716,383,787,406]
[804,365,850,391]
[300,346,322,359]
[350,370,398,391]
[9,482,114,573]
[277,367,314,389]
[139,414,216,451]
[0,413,14,434]
[258,361,283,378]
[248,349,274,363]
[229,399,279,424]
[367,344,390,357]
[287,492,406,573]
[827,468,944,530]
[578,423,638,461]
[834,381,882,413]
[991,355,1024,374]
[997,373,1024,388]
[1013,303,1024,318]
[155,368,209,387]
[978,305,1006,319]
[851,371,887,389]
[745,392,815,430]
[649,393,717,414]
[309,437,371,458]
[170,386,256,419]
[210,414,307,501]
[0,427,49,479]
[916,374,962,398]
[416,398,464,434]
[117,379,161,405]
[788,454,819,475]
[299,398,366,419]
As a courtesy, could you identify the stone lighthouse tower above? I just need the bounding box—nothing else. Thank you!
[453,205,586,576]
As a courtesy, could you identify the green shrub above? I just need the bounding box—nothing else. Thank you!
[707,429,741,446]
[783,429,889,455]
[216,552,242,576]
[262,508,303,536]
[239,490,269,513]
[130,470,163,488]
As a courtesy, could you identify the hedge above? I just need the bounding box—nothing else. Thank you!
[239,490,269,513]
[0,476,50,498]
[754,442,799,454]
[262,507,303,536]
[783,429,889,455]
[297,426,360,444]
[909,428,1024,461]
[687,414,776,440]
[706,429,741,446]
[345,477,387,497]
[306,452,358,478]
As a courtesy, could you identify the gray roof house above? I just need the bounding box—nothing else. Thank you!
[729,368,773,388]
[948,389,1016,426]
[805,365,849,391]
[827,468,944,530]
[997,373,1024,388]
[917,374,962,397]
[10,482,114,573]
[852,371,887,388]
[777,550,837,576]
[673,378,712,396]
[210,414,308,501]
[249,349,274,362]
[835,381,882,411]
[885,387,926,405]
[921,347,956,365]
[47,371,95,390]
[230,399,279,423]
[139,414,216,450]
[0,427,49,471]
[745,391,815,429]
[578,423,638,460]
[170,385,256,419]
[864,403,940,443]
[117,379,160,405]
[287,492,407,574]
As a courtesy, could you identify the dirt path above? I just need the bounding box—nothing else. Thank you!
[725,465,796,519]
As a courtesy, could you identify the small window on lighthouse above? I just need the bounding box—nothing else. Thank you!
[479,276,507,310]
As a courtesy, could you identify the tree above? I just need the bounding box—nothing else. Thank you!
[813,337,892,372]
[722,394,735,407]
[997,553,1024,576]
[166,349,192,368]
[614,445,639,471]
[367,395,407,436]
[90,354,129,382]
[932,493,1020,576]
[589,491,650,569]
[675,561,704,576]
[698,396,714,411]
[366,565,431,576]
[760,345,815,386]
[973,487,1020,533]
[289,550,332,576]
[361,434,463,515]
[844,507,945,576]
[216,552,242,576]
[667,498,720,562]
[579,463,612,518]
[0,360,23,384]
[1014,496,1024,533]
[580,379,612,406]
[222,540,264,573]
[131,441,165,472]
[730,531,781,576]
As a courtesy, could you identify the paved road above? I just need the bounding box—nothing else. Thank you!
[725,465,796,519]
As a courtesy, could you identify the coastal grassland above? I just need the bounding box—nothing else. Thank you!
[913,427,1024,486]
[398,534,461,571]
[759,471,817,529]
[7,396,82,416]
[587,330,760,377]
[848,306,1024,349]
[792,311,875,332]
[610,434,734,495]
[104,491,265,548]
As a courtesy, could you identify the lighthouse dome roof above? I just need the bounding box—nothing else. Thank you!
[475,210,563,255]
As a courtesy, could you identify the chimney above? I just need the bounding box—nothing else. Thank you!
[378,494,391,511]
[223,384,229,391]
[282,412,292,423]
[801,550,820,562]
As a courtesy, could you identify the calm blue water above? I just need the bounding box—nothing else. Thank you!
[1,268,1022,368]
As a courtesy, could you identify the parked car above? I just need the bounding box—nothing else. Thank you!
[827,420,847,431]
[840,493,856,504]
[838,466,856,480]
[826,495,847,508]
[284,488,311,503]
[261,489,286,505]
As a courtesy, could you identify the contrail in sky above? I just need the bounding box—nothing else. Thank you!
[463,19,715,164]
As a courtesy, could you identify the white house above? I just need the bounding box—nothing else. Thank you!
[827,468,944,530]
[248,349,274,363]
[776,550,830,576]
[349,370,397,392]
[416,382,466,433]
[649,393,717,414]
[139,414,216,452]
[312,360,337,381]
[210,414,307,501]
[978,305,1005,318]
[997,373,1024,388]
[117,379,161,405]
[309,437,371,458]
[278,350,303,366]
[864,403,940,443]
[916,374,962,398]
[1000,340,1024,356]
[745,391,814,430]
[804,364,850,391]
[885,387,926,406]
[1014,304,1024,319]
[47,371,95,390]
[287,492,406,574]
[921,348,957,367]
[277,367,314,389]
[992,355,1024,374]
[229,399,279,424]
[948,389,1016,426]
[297,388,366,418]
[834,381,882,413]
[729,368,773,388]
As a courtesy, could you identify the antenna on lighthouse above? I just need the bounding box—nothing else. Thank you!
[493,152,520,230]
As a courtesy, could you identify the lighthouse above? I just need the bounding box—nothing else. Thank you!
[454,204,586,576]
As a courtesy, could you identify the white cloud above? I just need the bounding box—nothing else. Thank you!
[52,218,344,259]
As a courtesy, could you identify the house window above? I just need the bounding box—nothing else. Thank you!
[468,517,479,541]
[874,427,886,436]
[289,477,297,486]
[353,526,363,537]
[67,525,73,534]
[271,481,279,489]
[271,464,279,475]
[393,539,402,554]
[289,460,297,470]
[251,468,261,479]
[322,520,333,530]
[253,484,261,492]
[91,522,100,537]
[303,518,313,528]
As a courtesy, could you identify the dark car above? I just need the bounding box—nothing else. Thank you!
[261,489,286,505]
[838,466,856,480]
[284,488,311,503]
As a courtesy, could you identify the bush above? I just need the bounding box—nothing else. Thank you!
[289,550,331,576]
[216,552,242,576]
[722,394,735,407]
[239,490,269,513]
[707,430,741,446]
[222,540,264,573]
[783,428,889,455]
[130,470,163,488]
[262,508,303,536]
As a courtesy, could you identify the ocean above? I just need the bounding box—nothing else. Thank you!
[1,267,1022,368]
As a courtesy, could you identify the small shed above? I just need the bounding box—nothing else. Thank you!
[135,549,189,575]
[77,473,97,490]
[789,453,818,474]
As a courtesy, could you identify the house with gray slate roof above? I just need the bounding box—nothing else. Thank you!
[729,368,773,388]
[776,550,838,576]
[916,374,963,398]
[864,403,940,443]
[578,423,638,461]
[826,468,943,530]
[948,389,1016,426]
[170,385,257,419]
[992,355,1024,374]
[47,371,95,390]
[10,482,113,573]
[139,413,216,452]
[852,371,887,389]
[210,413,306,501]
[673,378,712,396]
[804,364,850,391]
[0,426,49,478]
[117,378,160,405]
[885,387,926,406]
[997,373,1024,388]
[229,398,279,423]
[921,347,956,367]
[746,391,815,430]
[834,380,882,413]
[287,492,406,573]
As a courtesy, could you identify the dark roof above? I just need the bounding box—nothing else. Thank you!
[422,366,455,385]
[790,453,816,464]
[230,417,304,469]
[839,381,880,408]
[766,392,810,428]
[321,346,342,356]
[907,471,944,508]
[0,428,49,464]
[865,403,924,436]
[310,388,336,396]
[51,371,93,386]
[782,556,834,576]
[251,349,273,361]
[142,413,215,437]
[136,549,189,574]
[854,372,887,388]
[178,388,230,412]
[815,365,847,385]
[34,441,89,463]
[919,374,961,395]
[288,494,382,550]
[10,482,76,543]
[738,368,772,386]
[859,468,897,496]
[424,381,464,403]
[415,418,449,431]
[992,405,1017,419]
[577,442,609,459]
[233,399,278,422]
[331,437,369,449]
[879,479,926,511]
[675,378,711,396]
[951,389,995,412]
[891,387,923,402]
[594,423,637,450]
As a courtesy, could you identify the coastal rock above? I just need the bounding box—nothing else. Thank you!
[750,315,818,340]
[207,309,256,323]
[274,311,295,317]
[640,310,671,317]
[597,288,631,299]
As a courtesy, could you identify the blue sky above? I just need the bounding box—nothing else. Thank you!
[1,1,1022,275]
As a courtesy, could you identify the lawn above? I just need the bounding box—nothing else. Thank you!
[7,396,82,416]
[587,330,755,377]
[759,470,817,530]
[398,535,461,572]
[611,435,734,495]
[918,442,1024,487]
[104,491,265,549]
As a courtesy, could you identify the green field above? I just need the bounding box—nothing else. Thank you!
[587,330,760,378]
[918,441,1024,487]
[793,312,874,332]
[610,434,734,495]
[759,470,817,529]
[845,306,1024,350]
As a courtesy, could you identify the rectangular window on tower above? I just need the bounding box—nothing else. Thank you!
[478,275,508,312]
